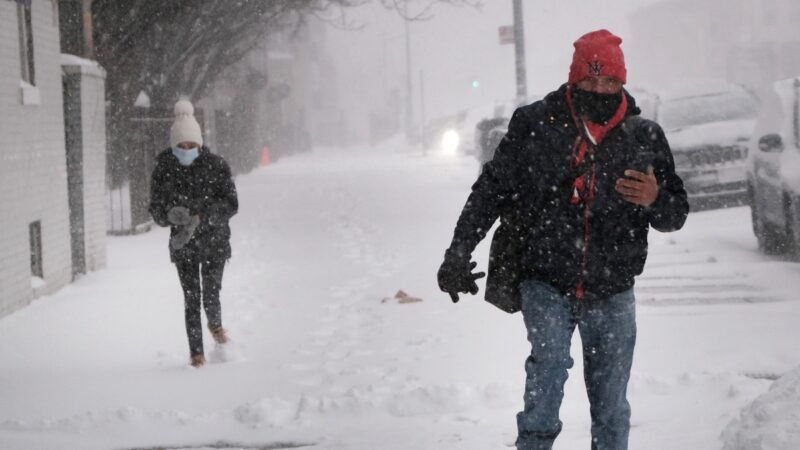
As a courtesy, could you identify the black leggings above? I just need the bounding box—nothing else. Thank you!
[175,258,226,356]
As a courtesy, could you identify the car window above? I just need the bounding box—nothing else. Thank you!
[660,92,758,131]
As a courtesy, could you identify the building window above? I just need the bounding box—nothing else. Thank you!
[18,3,35,86]
[29,221,43,278]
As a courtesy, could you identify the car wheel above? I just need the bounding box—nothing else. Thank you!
[750,187,785,254]
[785,194,800,260]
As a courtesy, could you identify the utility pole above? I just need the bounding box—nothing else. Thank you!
[512,0,527,104]
[404,18,414,144]
[420,70,427,156]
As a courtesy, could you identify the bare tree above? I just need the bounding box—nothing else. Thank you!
[90,0,478,227]
[93,0,480,128]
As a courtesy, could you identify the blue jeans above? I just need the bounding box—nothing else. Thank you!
[516,280,636,450]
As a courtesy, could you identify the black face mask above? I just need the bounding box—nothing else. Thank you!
[571,88,623,124]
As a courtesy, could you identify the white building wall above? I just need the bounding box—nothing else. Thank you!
[63,61,108,272]
[0,0,71,316]
[81,69,108,272]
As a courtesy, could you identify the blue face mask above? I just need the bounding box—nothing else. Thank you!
[172,146,199,166]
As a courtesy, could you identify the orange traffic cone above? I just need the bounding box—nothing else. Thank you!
[260,146,271,167]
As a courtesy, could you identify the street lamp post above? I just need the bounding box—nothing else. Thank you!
[420,70,427,155]
[404,18,413,144]
[513,0,527,104]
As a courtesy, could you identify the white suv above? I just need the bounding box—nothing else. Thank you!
[655,82,759,207]
[746,77,800,256]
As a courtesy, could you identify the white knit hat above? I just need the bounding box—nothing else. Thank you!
[170,100,203,148]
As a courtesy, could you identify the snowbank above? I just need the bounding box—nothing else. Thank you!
[721,366,800,450]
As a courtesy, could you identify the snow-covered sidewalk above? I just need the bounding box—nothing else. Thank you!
[1,145,799,450]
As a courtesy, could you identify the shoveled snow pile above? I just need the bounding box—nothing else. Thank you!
[721,365,800,450]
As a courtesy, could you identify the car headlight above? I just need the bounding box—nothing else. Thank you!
[442,129,460,155]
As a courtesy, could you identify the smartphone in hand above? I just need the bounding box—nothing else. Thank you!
[629,151,655,174]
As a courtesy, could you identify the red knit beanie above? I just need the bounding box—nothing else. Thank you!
[568,29,627,85]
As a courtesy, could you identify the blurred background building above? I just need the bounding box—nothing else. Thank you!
[629,0,800,93]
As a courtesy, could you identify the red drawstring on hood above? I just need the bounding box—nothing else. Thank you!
[565,86,628,299]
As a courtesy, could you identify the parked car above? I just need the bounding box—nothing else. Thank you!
[626,86,659,121]
[423,113,463,154]
[473,95,542,166]
[654,82,759,207]
[475,116,508,165]
[746,76,800,256]
[421,101,518,156]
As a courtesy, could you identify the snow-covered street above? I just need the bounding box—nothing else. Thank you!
[1,144,799,450]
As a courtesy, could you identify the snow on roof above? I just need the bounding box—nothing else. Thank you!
[60,53,106,77]
[134,91,151,108]
[60,53,99,68]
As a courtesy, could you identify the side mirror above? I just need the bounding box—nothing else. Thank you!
[758,133,784,153]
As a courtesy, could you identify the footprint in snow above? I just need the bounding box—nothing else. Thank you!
[208,341,245,364]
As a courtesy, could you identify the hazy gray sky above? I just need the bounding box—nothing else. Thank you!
[324,0,661,138]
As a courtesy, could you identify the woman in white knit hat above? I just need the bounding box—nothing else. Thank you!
[149,100,239,368]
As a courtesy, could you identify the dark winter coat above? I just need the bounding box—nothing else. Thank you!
[446,84,689,313]
[149,146,238,263]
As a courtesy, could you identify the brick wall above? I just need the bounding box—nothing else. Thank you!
[0,0,72,317]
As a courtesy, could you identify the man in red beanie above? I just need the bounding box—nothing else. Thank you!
[438,30,688,449]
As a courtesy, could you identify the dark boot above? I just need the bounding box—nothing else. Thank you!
[190,354,206,367]
[210,326,229,344]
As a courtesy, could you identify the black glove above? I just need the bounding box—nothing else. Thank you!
[170,215,200,251]
[167,206,192,226]
[437,257,485,303]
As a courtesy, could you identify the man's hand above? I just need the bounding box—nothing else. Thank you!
[615,167,659,206]
[437,259,486,303]
[167,206,192,226]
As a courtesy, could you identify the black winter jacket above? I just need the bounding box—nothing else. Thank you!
[446,85,689,312]
[149,146,238,263]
